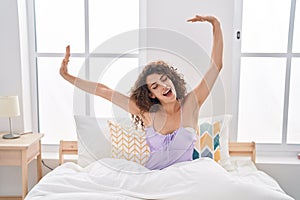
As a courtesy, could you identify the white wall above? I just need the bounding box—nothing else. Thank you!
[0,0,299,199]
[0,0,24,133]
[257,163,300,199]
[0,0,35,196]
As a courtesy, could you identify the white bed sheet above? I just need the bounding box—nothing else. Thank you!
[25,158,294,200]
[227,158,286,194]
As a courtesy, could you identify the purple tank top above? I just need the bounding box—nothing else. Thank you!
[144,123,197,170]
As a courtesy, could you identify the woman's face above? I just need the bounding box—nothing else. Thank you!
[146,73,177,103]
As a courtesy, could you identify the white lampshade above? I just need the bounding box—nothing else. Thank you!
[0,96,20,117]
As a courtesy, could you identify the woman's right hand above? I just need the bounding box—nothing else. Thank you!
[60,45,71,78]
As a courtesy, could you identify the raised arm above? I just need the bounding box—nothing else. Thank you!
[59,45,140,115]
[187,15,223,106]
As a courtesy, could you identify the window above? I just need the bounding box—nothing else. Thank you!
[237,0,300,148]
[31,0,139,144]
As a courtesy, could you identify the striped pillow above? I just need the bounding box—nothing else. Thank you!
[108,120,150,166]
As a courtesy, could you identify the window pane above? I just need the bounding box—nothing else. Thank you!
[287,58,300,144]
[89,57,139,117]
[293,1,300,52]
[35,0,85,53]
[89,0,139,53]
[241,0,291,53]
[238,57,286,143]
[38,58,84,144]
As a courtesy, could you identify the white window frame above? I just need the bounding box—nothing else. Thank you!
[25,0,146,148]
[232,0,300,158]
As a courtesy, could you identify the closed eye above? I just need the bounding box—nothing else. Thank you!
[161,75,168,82]
[152,83,158,89]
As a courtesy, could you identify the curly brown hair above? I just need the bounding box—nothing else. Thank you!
[130,60,187,128]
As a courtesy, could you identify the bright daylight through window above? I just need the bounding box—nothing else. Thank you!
[33,0,139,144]
[238,0,300,145]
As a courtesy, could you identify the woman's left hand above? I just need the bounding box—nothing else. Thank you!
[187,15,219,25]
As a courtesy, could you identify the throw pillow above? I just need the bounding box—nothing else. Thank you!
[108,120,150,166]
[194,115,232,166]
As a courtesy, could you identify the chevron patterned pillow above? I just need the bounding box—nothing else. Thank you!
[108,120,150,166]
[194,115,232,163]
[197,121,221,162]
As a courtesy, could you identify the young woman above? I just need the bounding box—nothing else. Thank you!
[60,15,223,170]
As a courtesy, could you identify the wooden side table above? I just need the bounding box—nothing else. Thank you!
[0,133,44,200]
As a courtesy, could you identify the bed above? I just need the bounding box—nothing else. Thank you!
[24,115,295,200]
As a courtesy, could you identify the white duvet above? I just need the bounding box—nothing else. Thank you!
[25,158,294,200]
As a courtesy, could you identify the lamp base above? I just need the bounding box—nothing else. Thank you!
[2,133,20,139]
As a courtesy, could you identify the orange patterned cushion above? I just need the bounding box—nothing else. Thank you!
[108,120,150,165]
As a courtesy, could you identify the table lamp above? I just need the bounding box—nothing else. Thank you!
[0,96,21,139]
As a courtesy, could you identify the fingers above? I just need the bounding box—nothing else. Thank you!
[187,15,217,23]
[187,17,198,22]
[60,45,71,77]
[63,45,70,64]
[187,15,205,22]
[66,45,70,54]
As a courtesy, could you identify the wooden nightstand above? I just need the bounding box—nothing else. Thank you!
[0,133,44,200]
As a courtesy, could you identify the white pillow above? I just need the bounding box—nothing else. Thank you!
[74,115,112,167]
[197,114,233,170]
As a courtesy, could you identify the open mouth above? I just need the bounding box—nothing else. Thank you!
[163,88,173,97]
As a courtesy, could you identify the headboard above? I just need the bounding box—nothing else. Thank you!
[228,142,256,162]
[59,140,78,165]
[58,140,256,165]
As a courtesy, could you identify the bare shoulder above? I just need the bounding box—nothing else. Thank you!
[138,111,152,127]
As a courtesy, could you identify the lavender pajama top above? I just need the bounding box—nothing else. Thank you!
[144,124,197,170]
